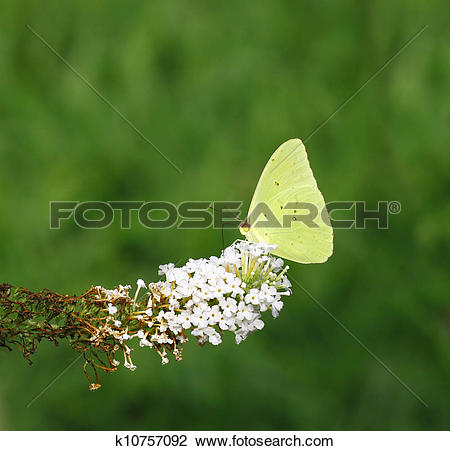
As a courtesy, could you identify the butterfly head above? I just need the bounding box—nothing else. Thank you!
[239,221,251,235]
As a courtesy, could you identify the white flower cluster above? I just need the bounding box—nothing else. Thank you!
[93,240,291,373]
[157,240,291,346]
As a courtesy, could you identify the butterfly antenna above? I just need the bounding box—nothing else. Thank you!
[209,204,228,251]
[221,224,225,251]
[208,203,244,222]
[209,203,243,251]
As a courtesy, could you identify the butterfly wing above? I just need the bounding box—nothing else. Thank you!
[246,138,333,263]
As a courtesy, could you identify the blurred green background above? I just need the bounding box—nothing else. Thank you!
[0,0,448,430]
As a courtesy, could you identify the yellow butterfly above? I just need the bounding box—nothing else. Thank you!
[239,138,333,264]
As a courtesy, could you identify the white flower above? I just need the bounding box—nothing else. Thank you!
[209,331,222,345]
[191,327,207,338]
[208,305,221,325]
[163,311,177,322]
[124,361,136,371]
[114,320,122,327]
[137,278,147,289]
[178,311,193,329]
[218,315,230,330]
[219,297,237,317]
[221,246,240,265]
[271,300,284,318]
[191,308,210,328]
[235,330,248,344]
[158,263,175,276]
[260,283,278,303]
[168,268,190,286]
[215,281,230,298]
[190,272,207,289]
[139,338,152,347]
[282,276,292,289]
[168,322,182,334]
[245,288,261,306]
[200,284,217,300]
[251,318,265,330]
[108,303,118,315]
[176,334,188,344]
[136,329,145,339]
[273,258,285,269]
[236,302,255,321]
[184,258,200,273]
[227,279,245,298]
